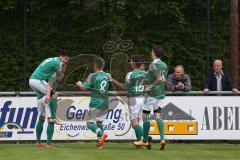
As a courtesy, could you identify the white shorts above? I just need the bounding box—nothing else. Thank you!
[88,108,108,123]
[29,79,51,118]
[142,96,164,112]
[29,79,47,95]
[128,96,144,120]
[37,96,51,118]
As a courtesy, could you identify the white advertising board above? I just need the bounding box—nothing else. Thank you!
[0,96,240,140]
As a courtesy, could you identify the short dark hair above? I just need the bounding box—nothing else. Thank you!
[131,55,143,68]
[59,49,70,57]
[152,45,163,58]
[94,58,105,69]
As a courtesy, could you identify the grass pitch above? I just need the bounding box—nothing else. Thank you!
[0,142,240,160]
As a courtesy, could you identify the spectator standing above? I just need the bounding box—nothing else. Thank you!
[203,59,238,93]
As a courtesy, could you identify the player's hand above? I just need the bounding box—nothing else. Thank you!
[232,88,238,95]
[145,85,152,92]
[76,81,83,87]
[108,76,113,82]
[108,76,116,83]
[203,88,209,93]
[45,96,51,104]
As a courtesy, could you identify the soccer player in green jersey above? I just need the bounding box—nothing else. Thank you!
[76,58,112,149]
[134,45,167,150]
[109,55,152,147]
[29,49,69,148]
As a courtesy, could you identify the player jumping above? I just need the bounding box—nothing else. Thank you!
[76,58,112,149]
[134,45,167,150]
[109,55,153,149]
[29,49,69,148]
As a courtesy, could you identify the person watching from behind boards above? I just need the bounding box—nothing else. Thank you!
[167,65,191,92]
[203,59,238,93]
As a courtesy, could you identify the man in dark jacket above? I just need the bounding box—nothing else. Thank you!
[203,59,238,93]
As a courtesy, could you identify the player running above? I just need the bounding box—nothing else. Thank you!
[108,55,152,148]
[134,45,167,150]
[76,58,112,149]
[29,49,69,148]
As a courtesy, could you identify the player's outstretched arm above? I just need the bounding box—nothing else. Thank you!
[145,75,164,91]
[76,81,88,91]
[108,76,127,90]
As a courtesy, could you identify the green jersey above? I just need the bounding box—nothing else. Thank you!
[83,71,113,109]
[124,69,147,97]
[146,59,168,99]
[31,57,63,100]
[30,57,61,81]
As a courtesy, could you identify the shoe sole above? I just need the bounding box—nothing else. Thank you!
[138,143,151,149]
[133,143,142,149]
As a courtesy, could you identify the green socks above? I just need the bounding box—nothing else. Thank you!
[47,123,54,144]
[36,97,57,145]
[49,97,58,119]
[87,122,103,138]
[97,124,104,132]
[36,119,44,143]
[133,124,143,141]
[143,118,150,142]
[156,118,164,141]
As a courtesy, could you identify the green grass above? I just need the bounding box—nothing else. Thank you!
[0,142,240,160]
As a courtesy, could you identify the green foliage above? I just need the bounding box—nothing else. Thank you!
[0,0,236,91]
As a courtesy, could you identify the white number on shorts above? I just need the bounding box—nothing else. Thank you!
[99,81,107,93]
